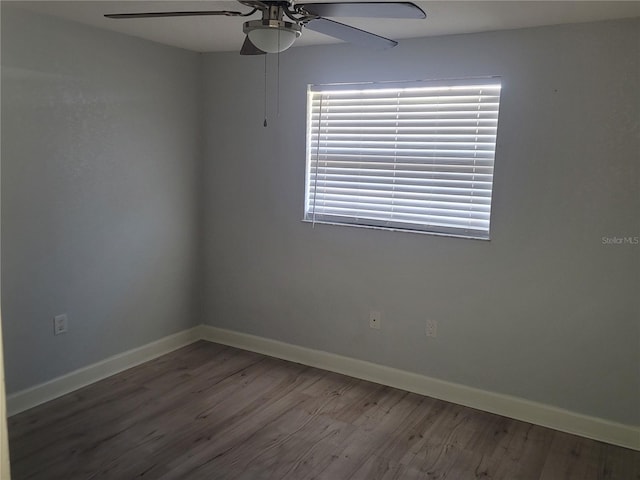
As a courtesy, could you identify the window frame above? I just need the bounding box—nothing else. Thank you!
[303,77,502,240]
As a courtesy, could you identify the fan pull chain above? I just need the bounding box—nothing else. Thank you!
[277,29,281,117]
[263,54,268,127]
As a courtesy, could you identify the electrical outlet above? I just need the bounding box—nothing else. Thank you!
[53,314,68,335]
[369,310,381,330]
[426,319,437,337]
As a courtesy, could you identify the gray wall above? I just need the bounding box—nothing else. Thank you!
[1,7,202,393]
[202,19,640,425]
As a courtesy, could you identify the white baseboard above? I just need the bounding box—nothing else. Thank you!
[7,324,638,451]
[6,327,202,416]
[200,325,640,451]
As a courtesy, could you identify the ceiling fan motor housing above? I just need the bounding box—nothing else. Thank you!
[243,5,302,53]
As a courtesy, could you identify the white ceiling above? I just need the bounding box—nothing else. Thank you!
[9,1,640,53]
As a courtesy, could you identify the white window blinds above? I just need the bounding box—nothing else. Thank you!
[305,78,502,239]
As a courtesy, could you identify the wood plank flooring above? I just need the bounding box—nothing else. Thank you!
[7,341,640,479]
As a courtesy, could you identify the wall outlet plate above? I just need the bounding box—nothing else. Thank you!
[53,314,68,335]
[369,310,381,329]
[426,319,437,337]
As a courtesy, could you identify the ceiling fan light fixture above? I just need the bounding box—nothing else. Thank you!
[243,19,302,53]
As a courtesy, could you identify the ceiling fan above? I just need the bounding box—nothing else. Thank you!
[105,1,426,55]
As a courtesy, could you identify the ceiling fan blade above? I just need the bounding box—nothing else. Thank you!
[240,36,266,55]
[304,18,397,48]
[104,10,249,19]
[298,2,425,19]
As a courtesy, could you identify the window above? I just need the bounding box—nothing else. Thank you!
[304,78,502,239]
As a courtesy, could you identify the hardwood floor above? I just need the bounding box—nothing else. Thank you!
[8,341,640,479]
